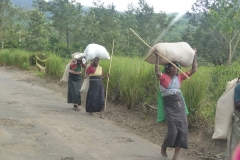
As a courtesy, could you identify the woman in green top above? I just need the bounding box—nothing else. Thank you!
[67,59,85,111]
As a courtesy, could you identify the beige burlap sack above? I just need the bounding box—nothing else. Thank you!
[145,42,195,67]
[60,62,71,83]
[212,78,238,139]
[80,63,91,93]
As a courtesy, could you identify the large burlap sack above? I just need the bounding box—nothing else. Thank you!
[60,62,71,83]
[145,42,195,67]
[84,44,110,61]
[80,63,90,93]
[212,78,238,139]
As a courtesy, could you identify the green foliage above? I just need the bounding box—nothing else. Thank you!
[100,56,156,108]
[34,70,46,77]
[6,0,240,66]
[45,54,65,79]
[0,49,30,70]
[182,66,214,126]
[188,0,240,65]
[2,49,240,128]
[210,63,240,100]
[37,0,83,48]
[54,43,72,58]
[0,0,20,49]
[3,0,240,128]
[25,9,49,52]
[182,63,240,127]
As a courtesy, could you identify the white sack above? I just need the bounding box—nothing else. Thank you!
[60,62,71,83]
[84,44,110,61]
[71,52,84,60]
[145,42,195,67]
[212,78,237,139]
[80,77,89,93]
[80,63,90,93]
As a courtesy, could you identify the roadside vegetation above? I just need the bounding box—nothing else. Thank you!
[1,49,240,128]
[1,0,240,130]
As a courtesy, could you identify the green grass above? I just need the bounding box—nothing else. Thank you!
[100,56,156,108]
[1,49,240,128]
[45,54,65,79]
[0,49,31,70]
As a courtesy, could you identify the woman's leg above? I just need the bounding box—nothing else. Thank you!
[99,110,104,119]
[172,147,180,160]
[161,145,167,157]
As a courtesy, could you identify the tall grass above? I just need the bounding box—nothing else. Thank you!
[210,63,240,101]
[182,66,214,126]
[182,63,240,127]
[0,49,30,70]
[45,54,66,79]
[100,56,157,109]
[1,49,240,127]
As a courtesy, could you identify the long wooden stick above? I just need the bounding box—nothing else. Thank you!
[129,28,190,79]
[105,40,115,112]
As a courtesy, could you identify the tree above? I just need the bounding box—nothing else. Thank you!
[79,9,102,48]
[35,0,83,49]
[0,0,18,49]
[189,0,240,65]
[118,3,139,55]
[25,9,49,51]
[87,1,121,52]
[127,0,175,56]
[134,0,155,55]
[207,0,240,65]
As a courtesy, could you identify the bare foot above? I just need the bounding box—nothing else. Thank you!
[74,107,80,111]
[161,147,168,157]
[99,110,104,119]
[172,157,178,160]
[73,105,80,111]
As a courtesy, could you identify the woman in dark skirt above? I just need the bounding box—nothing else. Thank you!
[228,79,240,159]
[154,49,197,160]
[67,58,85,111]
[85,57,108,119]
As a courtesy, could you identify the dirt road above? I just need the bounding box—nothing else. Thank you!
[0,66,184,160]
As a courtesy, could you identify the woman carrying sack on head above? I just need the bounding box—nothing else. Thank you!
[85,57,109,119]
[67,57,86,111]
[154,49,197,160]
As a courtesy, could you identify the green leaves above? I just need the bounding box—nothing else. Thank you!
[25,9,49,52]
[189,0,240,65]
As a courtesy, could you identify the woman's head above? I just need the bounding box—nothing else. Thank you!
[92,57,100,67]
[77,59,82,65]
[164,62,181,76]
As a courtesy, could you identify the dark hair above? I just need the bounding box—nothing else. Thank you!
[94,57,100,61]
[164,62,181,73]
